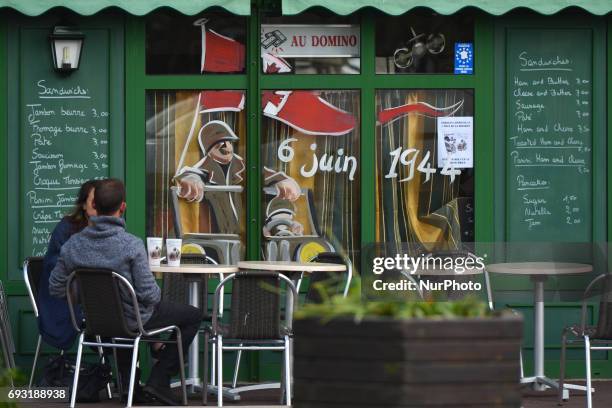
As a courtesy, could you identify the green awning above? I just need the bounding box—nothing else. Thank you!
[282,0,612,16]
[0,0,250,16]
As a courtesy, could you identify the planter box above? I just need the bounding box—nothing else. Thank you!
[293,315,523,408]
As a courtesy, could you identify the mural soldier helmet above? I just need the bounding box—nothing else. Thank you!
[198,120,239,153]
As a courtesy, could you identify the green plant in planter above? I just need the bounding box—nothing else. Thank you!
[0,368,24,408]
[292,278,522,408]
[295,278,492,322]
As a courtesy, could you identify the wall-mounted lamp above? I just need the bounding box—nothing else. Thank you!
[49,26,84,73]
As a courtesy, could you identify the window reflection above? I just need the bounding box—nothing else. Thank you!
[376,10,474,74]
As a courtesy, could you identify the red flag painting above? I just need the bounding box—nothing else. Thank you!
[199,91,245,113]
[262,91,356,136]
[377,100,464,125]
[195,19,245,73]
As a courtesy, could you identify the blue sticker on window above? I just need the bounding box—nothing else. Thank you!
[454,43,473,75]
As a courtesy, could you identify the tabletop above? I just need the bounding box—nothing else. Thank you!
[151,264,239,274]
[486,262,592,275]
[238,260,347,272]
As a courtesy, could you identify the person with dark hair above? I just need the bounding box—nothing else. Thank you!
[49,178,201,405]
[39,179,99,351]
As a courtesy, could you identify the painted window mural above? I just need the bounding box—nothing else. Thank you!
[145,90,247,263]
[261,90,360,262]
[261,13,360,74]
[376,89,475,251]
[146,12,246,75]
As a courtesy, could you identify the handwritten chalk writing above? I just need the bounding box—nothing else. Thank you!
[32,124,62,136]
[549,88,572,97]
[37,80,90,98]
[31,149,63,160]
[32,134,53,147]
[64,124,89,134]
[515,99,545,112]
[27,104,55,123]
[547,77,570,85]
[26,191,52,205]
[516,175,549,190]
[32,176,60,188]
[61,107,86,117]
[508,30,592,239]
[23,50,111,258]
[518,51,571,70]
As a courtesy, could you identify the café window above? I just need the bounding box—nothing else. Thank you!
[146,11,247,75]
[261,90,360,262]
[261,13,360,74]
[376,89,474,250]
[145,90,247,263]
[376,10,474,74]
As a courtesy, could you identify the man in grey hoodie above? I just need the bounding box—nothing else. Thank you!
[50,178,201,405]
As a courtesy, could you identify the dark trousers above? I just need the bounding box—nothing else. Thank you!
[115,301,201,386]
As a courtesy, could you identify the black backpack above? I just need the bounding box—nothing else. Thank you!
[37,354,112,402]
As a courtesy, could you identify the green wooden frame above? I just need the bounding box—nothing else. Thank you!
[124,6,495,381]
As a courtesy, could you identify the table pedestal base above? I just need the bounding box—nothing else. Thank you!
[520,376,592,400]
[170,380,242,401]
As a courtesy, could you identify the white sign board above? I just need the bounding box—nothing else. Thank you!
[260,24,360,58]
[437,116,474,168]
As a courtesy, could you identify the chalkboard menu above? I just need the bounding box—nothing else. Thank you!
[506,29,592,241]
[21,28,110,257]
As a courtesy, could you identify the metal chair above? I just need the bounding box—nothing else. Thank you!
[162,253,224,391]
[305,251,353,301]
[203,271,297,407]
[66,269,188,408]
[23,257,44,387]
[558,273,612,408]
[0,281,16,380]
[228,252,349,395]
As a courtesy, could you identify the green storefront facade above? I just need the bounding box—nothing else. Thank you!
[0,0,612,382]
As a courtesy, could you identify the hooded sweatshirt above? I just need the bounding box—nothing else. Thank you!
[49,215,161,330]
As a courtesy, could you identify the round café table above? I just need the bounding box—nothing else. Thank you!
[487,262,592,397]
[238,260,347,295]
[151,263,238,395]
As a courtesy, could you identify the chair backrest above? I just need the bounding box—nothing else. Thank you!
[23,257,44,316]
[305,252,348,304]
[67,269,139,338]
[162,253,211,316]
[214,272,297,340]
[0,281,16,370]
[594,274,612,340]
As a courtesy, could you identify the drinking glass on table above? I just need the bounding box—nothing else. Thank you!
[147,237,164,266]
[166,239,183,267]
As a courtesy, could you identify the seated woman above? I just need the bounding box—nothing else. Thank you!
[38,179,98,350]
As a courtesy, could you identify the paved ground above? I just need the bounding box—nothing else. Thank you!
[18,381,612,407]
